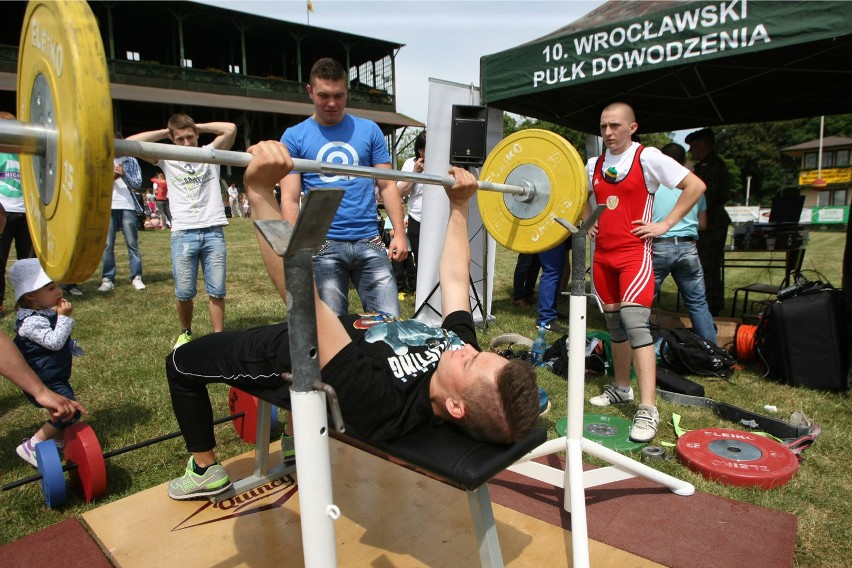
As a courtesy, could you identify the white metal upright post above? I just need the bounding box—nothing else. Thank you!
[508,210,695,568]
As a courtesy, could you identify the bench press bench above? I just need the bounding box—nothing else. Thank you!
[220,391,546,568]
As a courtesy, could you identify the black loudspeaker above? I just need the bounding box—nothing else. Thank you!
[450,105,488,167]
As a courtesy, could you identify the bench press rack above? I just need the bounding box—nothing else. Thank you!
[223,189,546,568]
[217,200,693,568]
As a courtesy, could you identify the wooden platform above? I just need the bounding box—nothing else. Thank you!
[82,439,660,567]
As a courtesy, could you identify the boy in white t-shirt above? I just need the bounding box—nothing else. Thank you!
[127,114,236,348]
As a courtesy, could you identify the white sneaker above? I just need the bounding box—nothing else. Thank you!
[63,285,84,297]
[98,278,114,292]
[629,405,660,443]
[131,276,146,290]
[589,384,634,407]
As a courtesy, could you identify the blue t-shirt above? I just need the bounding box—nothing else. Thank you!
[652,186,707,238]
[281,115,391,240]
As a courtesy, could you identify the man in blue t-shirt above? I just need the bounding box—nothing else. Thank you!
[280,58,407,317]
[651,143,717,344]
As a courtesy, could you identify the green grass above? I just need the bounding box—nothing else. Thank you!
[0,221,849,567]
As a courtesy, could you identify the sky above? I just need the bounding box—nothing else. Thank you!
[197,0,607,124]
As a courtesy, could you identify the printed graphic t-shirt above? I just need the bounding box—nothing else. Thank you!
[0,152,24,213]
[320,310,478,441]
[157,145,227,230]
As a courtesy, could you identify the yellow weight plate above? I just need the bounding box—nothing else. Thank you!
[17,0,114,282]
[479,129,586,254]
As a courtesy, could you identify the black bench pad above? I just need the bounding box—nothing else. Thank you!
[331,425,546,492]
[236,384,546,492]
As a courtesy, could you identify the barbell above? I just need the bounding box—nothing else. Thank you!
[3,387,277,508]
[4,0,586,283]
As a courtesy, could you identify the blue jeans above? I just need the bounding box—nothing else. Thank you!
[513,253,541,301]
[171,227,227,300]
[536,240,568,326]
[314,237,400,316]
[653,240,717,343]
[102,209,142,282]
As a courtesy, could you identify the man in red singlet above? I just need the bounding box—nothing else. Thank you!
[584,102,705,442]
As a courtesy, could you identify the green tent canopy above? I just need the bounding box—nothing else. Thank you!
[480,0,852,133]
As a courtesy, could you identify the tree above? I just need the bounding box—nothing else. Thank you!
[394,127,424,168]
[502,114,673,163]
[718,113,852,205]
[503,116,589,161]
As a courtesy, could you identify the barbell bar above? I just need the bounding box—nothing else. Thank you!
[0,120,529,197]
[9,0,586,283]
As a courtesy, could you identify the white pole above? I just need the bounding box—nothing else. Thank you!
[817,115,825,180]
[745,176,751,206]
[291,390,339,567]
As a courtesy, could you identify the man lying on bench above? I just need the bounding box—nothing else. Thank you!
[164,140,541,500]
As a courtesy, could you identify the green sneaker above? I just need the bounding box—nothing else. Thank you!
[281,433,296,465]
[173,331,192,350]
[167,457,231,500]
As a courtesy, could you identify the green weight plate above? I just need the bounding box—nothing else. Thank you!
[554,413,650,451]
[583,413,647,452]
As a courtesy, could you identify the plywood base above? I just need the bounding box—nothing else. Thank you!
[82,439,661,567]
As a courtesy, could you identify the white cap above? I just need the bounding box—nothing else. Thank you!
[8,258,52,302]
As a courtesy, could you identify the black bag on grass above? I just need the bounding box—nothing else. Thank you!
[543,334,608,377]
[658,327,735,379]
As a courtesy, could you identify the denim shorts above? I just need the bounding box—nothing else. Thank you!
[24,378,80,430]
[170,226,227,300]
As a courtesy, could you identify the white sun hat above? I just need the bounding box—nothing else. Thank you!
[8,258,52,302]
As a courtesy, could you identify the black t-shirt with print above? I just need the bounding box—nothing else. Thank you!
[320,310,479,442]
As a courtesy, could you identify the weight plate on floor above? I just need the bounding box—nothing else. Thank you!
[641,445,667,461]
[479,129,586,254]
[17,0,114,282]
[582,413,647,452]
[676,428,799,489]
[63,422,107,502]
[35,440,66,508]
[555,414,647,452]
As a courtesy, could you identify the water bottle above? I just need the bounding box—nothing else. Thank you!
[531,326,548,367]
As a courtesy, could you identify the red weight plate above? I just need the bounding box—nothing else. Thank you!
[676,428,798,489]
[63,423,107,502]
[229,387,259,444]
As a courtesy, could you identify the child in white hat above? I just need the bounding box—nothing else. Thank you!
[8,258,84,467]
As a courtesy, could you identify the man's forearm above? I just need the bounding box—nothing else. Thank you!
[377,174,405,235]
[198,122,237,150]
[0,333,46,396]
[196,122,234,136]
[666,175,706,228]
[126,128,169,143]
[381,190,406,236]
[440,202,471,282]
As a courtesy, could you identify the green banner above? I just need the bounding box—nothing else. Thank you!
[808,206,849,225]
[482,0,852,103]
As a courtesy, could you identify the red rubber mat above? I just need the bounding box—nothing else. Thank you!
[0,518,111,567]
[489,454,796,568]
